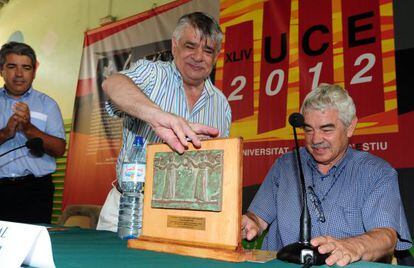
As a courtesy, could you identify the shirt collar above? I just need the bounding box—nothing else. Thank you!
[171,61,182,80]
[1,86,33,100]
[305,146,353,177]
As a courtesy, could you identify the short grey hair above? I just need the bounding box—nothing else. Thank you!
[172,12,223,53]
[300,83,356,127]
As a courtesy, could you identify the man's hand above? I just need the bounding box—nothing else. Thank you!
[311,236,362,266]
[149,110,219,154]
[311,228,397,267]
[242,215,260,240]
[241,212,268,241]
[0,115,19,143]
[12,102,32,132]
[10,102,66,157]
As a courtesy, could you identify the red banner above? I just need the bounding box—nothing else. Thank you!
[216,0,404,186]
[342,0,385,117]
[222,21,254,120]
[257,0,291,133]
[299,0,334,104]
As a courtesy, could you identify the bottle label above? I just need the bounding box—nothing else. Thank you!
[121,163,146,182]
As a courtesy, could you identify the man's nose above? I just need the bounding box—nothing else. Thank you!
[312,130,323,144]
[192,47,203,61]
[15,67,23,76]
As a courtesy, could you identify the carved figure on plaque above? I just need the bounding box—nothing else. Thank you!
[152,150,224,211]
[158,154,180,199]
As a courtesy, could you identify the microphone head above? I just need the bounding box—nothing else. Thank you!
[289,113,305,128]
[26,137,44,157]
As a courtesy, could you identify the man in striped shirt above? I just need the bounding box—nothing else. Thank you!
[97,12,231,232]
[242,84,411,266]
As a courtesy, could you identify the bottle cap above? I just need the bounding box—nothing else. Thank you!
[133,136,144,147]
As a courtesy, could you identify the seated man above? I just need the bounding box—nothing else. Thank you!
[242,84,412,266]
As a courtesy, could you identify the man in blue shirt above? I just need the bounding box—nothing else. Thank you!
[242,84,411,266]
[0,42,66,223]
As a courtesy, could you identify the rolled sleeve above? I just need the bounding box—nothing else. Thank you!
[248,160,280,225]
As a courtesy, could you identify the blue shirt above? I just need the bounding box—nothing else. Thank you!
[249,147,412,251]
[106,59,231,179]
[0,87,66,178]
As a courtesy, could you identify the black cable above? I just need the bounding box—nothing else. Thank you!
[0,145,25,158]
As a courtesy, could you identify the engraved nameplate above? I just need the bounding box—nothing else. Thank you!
[167,216,206,230]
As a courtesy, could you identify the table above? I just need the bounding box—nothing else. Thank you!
[50,228,400,267]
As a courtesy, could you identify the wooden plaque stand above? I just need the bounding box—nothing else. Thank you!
[128,137,247,262]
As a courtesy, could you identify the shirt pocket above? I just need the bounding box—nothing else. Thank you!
[334,205,364,237]
[30,111,48,131]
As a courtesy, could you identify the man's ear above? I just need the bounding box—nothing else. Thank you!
[346,117,358,138]
[34,61,40,74]
[33,61,40,79]
[171,37,177,58]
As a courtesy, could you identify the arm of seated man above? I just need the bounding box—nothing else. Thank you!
[311,227,397,266]
[241,212,269,241]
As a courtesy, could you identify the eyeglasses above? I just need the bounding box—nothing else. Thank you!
[307,186,326,223]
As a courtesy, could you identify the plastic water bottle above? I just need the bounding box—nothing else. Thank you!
[117,136,146,239]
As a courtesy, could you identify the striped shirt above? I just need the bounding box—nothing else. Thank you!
[249,147,412,251]
[106,59,231,179]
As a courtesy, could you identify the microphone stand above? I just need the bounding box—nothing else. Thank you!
[277,113,328,267]
[0,145,26,158]
[0,138,44,158]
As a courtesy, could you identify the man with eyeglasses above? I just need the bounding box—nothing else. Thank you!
[242,84,411,266]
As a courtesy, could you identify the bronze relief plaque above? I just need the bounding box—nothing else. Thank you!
[151,150,224,211]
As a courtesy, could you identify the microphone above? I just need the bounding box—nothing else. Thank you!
[26,137,45,157]
[289,112,305,128]
[0,137,44,158]
[277,113,328,266]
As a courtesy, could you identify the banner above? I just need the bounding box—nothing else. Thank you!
[64,0,413,208]
[216,0,411,187]
[63,0,220,207]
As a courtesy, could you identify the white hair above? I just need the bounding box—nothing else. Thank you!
[301,83,356,127]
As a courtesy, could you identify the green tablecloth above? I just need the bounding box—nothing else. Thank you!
[49,228,400,267]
